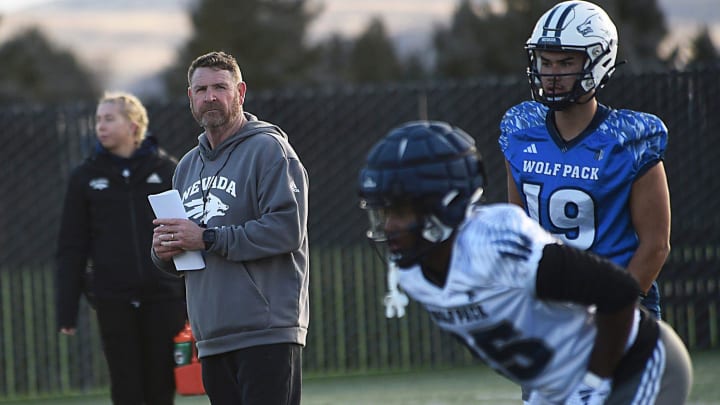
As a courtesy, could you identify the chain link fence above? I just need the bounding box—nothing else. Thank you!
[0,69,718,399]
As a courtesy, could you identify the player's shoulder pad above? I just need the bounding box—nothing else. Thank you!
[603,108,668,166]
[500,101,548,134]
[462,204,529,238]
[604,108,668,144]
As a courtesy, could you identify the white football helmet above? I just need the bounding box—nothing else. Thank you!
[525,1,619,109]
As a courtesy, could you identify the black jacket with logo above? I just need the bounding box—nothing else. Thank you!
[56,137,185,329]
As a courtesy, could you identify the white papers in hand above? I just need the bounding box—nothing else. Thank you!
[148,189,205,271]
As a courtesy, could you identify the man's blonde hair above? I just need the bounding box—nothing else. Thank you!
[99,91,149,142]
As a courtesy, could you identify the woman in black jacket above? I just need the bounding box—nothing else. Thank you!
[56,92,185,405]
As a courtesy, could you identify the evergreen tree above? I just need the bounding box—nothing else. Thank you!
[162,0,321,99]
[609,0,669,71]
[311,33,353,85]
[0,27,100,104]
[433,0,670,79]
[686,26,720,70]
[433,0,486,79]
[402,52,430,81]
[347,17,403,84]
[434,0,554,79]
[314,17,424,85]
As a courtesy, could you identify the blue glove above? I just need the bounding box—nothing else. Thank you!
[565,371,612,405]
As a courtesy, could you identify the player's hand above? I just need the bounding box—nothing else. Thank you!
[384,289,409,318]
[564,372,611,405]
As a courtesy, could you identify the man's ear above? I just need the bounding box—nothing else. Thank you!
[237,81,247,104]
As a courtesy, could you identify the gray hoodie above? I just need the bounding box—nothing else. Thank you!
[154,112,309,358]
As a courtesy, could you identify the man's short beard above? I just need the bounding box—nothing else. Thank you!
[192,95,242,129]
[199,112,227,128]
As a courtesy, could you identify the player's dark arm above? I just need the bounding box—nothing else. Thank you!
[535,243,640,378]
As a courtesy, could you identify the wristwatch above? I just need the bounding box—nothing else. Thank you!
[202,227,217,251]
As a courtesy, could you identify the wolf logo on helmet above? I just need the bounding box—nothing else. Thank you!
[358,121,485,268]
[577,13,612,39]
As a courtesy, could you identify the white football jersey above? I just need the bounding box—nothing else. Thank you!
[398,204,599,403]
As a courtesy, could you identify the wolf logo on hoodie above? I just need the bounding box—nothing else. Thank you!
[185,193,229,223]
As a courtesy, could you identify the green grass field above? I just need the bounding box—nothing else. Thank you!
[2,350,718,404]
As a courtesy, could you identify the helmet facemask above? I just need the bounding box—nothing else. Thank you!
[360,193,459,269]
[527,49,593,110]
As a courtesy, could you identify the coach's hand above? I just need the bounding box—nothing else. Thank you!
[152,218,205,260]
[565,371,611,405]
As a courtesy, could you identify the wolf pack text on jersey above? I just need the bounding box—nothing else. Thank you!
[522,160,600,180]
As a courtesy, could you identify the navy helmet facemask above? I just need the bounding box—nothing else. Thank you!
[358,121,485,268]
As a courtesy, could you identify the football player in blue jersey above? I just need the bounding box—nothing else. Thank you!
[499,0,670,319]
[358,120,691,404]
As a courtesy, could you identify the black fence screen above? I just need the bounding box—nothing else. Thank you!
[0,70,718,399]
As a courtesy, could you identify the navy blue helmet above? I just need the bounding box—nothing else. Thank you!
[358,121,485,266]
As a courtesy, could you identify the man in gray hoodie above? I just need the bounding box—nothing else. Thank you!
[151,51,309,405]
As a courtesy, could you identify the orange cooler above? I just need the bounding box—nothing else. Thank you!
[173,322,205,395]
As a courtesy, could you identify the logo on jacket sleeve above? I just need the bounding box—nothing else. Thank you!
[89,178,110,190]
[146,173,163,184]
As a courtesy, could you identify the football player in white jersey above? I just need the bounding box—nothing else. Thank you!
[499,0,670,319]
[358,121,692,404]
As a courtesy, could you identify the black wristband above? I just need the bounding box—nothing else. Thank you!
[202,228,217,251]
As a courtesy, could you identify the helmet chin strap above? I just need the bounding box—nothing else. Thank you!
[421,214,454,243]
[550,91,594,111]
[550,60,626,111]
[389,215,452,268]
[383,259,409,318]
[383,217,451,318]
[540,71,591,110]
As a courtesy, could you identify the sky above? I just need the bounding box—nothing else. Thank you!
[0,0,718,96]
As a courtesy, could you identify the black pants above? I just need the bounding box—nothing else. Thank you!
[95,299,186,405]
[201,343,302,405]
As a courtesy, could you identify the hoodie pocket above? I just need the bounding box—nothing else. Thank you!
[188,262,271,340]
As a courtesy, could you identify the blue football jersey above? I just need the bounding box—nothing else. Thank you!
[498,101,667,269]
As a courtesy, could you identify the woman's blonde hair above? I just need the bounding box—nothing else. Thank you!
[99,91,149,142]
